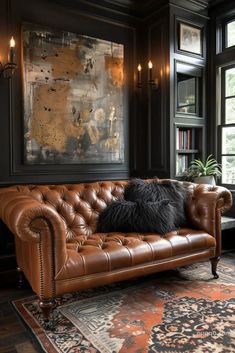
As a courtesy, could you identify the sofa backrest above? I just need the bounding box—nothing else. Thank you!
[14,181,129,239]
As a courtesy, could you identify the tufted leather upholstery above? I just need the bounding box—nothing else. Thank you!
[0,179,232,300]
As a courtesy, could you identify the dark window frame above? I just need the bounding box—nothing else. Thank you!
[221,16,235,52]
[219,64,235,187]
[221,64,235,124]
[225,18,235,49]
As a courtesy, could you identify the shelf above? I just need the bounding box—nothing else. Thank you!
[176,149,199,154]
[175,126,203,176]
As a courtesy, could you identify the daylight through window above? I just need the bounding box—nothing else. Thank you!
[221,66,235,184]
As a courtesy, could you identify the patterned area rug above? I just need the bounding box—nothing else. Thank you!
[13,259,235,353]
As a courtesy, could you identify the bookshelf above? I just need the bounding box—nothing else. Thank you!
[175,126,203,176]
[143,7,207,180]
[173,58,205,178]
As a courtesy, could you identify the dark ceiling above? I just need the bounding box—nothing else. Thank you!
[51,0,222,18]
[88,0,210,16]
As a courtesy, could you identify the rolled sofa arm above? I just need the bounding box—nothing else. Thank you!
[184,182,233,236]
[0,188,69,297]
[0,190,67,244]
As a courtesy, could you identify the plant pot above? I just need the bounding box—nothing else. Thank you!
[193,176,216,185]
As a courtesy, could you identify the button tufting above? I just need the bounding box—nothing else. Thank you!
[73,203,79,211]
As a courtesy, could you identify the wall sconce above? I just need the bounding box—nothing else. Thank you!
[136,60,158,89]
[0,36,17,79]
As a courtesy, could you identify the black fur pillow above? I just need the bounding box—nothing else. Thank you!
[124,178,187,227]
[97,199,176,235]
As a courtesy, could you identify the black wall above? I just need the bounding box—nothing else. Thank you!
[0,0,138,185]
[0,0,209,186]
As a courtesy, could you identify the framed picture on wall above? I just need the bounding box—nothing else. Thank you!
[179,23,202,55]
[22,23,124,165]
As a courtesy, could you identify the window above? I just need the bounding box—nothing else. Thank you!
[224,67,235,123]
[221,66,235,184]
[218,16,235,186]
[226,20,235,48]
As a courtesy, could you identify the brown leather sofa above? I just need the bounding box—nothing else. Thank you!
[0,179,232,322]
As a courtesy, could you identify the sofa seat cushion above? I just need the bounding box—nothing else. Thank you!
[56,229,216,280]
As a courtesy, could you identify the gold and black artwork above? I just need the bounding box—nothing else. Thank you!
[22,23,124,164]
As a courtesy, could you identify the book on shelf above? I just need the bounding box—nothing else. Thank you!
[176,154,189,175]
[176,128,191,150]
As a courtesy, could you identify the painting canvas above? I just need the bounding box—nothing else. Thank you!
[22,23,124,164]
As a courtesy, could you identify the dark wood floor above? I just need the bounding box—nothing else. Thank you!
[0,252,235,353]
[0,274,41,353]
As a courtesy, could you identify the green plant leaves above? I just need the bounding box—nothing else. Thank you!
[186,154,222,179]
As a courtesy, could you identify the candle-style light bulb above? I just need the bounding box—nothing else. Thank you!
[137,64,142,87]
[9,36,15,63]
[10,36,15,48]
[148,60,153,69]
[148,60,153,81]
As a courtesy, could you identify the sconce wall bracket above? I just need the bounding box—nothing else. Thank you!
[137,79,158,89]
[0,62,17,79]
[148,79,158,89]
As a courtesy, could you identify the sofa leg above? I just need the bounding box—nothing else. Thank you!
[39,299,55,330]
[17,267,24,289]
[210,257,220,279]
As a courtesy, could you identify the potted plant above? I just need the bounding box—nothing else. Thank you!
[186,155,222,185]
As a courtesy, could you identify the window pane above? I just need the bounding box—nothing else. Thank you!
[222,126,235,154]
[225,97,235,123]
[226,20,235,48]
[222,156,235,184]
[225,68,235,97]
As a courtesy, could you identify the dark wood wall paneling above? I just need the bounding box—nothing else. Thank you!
[0,0,137,186]
[147,9,170,178]
[0,0,11,182]
[147,0,209,180]
[169,5,208,178]
[0,0,211,187]
[134,2,208,179]
[0,0,212,186]
[130,19,148,177]
[129,6,170,179]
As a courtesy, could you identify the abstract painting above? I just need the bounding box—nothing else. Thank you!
[22,23,124,164]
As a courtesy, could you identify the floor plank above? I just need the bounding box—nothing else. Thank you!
[15,342,38,353]
[0,286,42,353]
